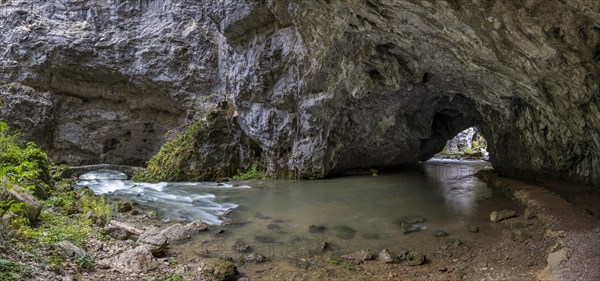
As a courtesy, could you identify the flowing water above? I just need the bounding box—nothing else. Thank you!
[76,160,519,259]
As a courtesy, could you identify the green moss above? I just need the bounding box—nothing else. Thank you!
[138,103,240,182]
[136,108,219,182]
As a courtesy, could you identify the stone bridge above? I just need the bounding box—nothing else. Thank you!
[63,164,145,179]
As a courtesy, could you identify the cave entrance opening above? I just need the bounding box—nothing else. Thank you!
[432,127,488,161]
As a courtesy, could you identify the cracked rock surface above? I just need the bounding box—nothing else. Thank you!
[1,0,599,185]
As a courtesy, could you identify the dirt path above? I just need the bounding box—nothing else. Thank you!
[478,172,600,281]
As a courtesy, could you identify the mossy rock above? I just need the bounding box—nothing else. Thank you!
[199,258,237,281]
[141,102,260,182]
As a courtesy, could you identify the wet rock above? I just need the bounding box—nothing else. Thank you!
[243,252,268,263]
[512,228,531,243]
[234,240,252,253]
[490,209,517,222]
[441,239,463,250]
[116,202,132,213]
[160,220,209,243]
[100,245,159,273]
[468,226,480,233]
[406,251,426,266]
[433,231,449,237]
[266,223,281,230]
[199,258,237,281]
[320,242,333,252]
[524,206,538,220]
[378,249,400,264]
[308,225,327,233]
[56,241,89,259]
[136,226,168,254]
[103,226,129,240]
[254,234,274,244]
[334,225,357,239]
[400,221,420,234]
[341,249,375,264]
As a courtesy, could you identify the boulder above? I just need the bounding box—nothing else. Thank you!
[55,241,89,260]
[136,226,167,254]
[6,188,42,222]
[490,209,517,222]
[103,226,129,240]
[341,249,375,264]
[406,251,426,266]
[378,249,400,264]
[198,258,237,281]
[99,245,159,273]
[160,220,208,243]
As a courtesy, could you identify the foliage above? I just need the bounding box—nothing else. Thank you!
[0,258,19,281]
[0,120,53,219]
[0,120,110,276]
[231,164,266,180]
[81,194,111,225]
[327,259,339,265]
[165,273,185,281]
[76,255,94,270]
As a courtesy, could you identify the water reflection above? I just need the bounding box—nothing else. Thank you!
[424,159,492,216]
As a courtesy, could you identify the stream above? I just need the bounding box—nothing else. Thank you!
[75,159,518,258]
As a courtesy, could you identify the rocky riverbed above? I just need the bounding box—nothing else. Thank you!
[29,169,598,281]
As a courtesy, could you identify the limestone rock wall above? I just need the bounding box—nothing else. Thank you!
[1,0,599,185]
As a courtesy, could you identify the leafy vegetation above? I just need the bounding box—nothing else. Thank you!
[0,119,111,277]
[165,273,185,281]
[231,163,267,180]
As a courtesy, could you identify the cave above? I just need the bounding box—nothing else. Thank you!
[1,0,599,280]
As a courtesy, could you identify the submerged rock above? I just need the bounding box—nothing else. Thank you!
[468,226,480,233]
[234,240,252,253]
[334,225,357,240]
[490,209,517,222]
[308,225,327,233]
[254,234,275,244]
[242,252,268,264]
[433,231,449,237]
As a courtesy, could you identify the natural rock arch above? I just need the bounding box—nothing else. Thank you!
[0,0,598,186]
